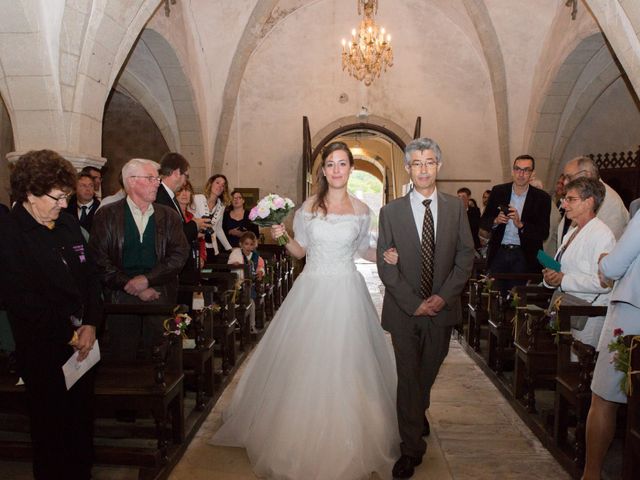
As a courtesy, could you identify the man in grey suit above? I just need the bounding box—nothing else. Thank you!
[377,138,474,479]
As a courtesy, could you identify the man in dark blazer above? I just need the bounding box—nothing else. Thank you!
[155,152,210,285]
[65,172,100,234]
[457,187,481,249]
[377,138,475,479]
[480,155,551,279]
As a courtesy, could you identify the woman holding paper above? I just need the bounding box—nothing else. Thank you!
[542,177,615,348]
[0,150,102,480]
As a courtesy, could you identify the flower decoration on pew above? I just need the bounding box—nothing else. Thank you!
[163,305,192,338]
[607,328,640,396]
[249,194,295,246]
[477,274,494,293]
[543,294,565,342]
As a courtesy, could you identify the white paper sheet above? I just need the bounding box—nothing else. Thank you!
[62,340,101,390]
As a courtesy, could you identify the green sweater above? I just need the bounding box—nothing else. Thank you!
[122,205,157,276]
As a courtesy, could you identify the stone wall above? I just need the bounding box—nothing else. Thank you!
[0,96,14,206]
[101,90,169,196]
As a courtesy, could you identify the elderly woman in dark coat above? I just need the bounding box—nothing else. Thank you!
[0,150,102,480]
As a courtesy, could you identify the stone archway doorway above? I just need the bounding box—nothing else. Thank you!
[302,117,419,206]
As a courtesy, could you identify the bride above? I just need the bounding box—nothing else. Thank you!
[210,141,400,479]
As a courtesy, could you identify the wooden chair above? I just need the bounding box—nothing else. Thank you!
[623,335,640,480]
[553,304,607,473]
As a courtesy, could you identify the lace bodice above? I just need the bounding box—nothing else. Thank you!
[293,198,375,275]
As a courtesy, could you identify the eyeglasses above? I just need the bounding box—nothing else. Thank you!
[131,175,162,183]
[561,196,583,204]
[564,169,588,181]
[45,192,72,203]
[410,160,439,169]
[513,167,534,174]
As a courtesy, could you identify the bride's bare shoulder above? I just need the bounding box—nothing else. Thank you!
[299,196,317,214]
[349,196,372,216]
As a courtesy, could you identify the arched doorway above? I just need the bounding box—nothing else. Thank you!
[303,118,418,208]
[312,129,406,212]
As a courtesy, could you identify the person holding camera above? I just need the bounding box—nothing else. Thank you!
[480,154,551,291]
[223,190,260,248]
[193,174,233,263]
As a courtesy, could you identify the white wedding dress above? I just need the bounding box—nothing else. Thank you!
[210,197,400,480]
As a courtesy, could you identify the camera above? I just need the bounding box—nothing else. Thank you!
[498,204,510,216]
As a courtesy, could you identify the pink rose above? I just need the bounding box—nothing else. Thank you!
[249,206,258,220]
[273,197,285,209]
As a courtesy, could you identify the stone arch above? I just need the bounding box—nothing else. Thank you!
[0,92,15,205]
[310,115,411,201]
[585,0,640,96]
[211,0,279,173]
[460,0,511,180]
[69,0,162,157]
[111,28,205,186]
[527,33,628,186]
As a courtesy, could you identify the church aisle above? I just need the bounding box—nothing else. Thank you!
[169,263,569,480]
[0,263,569,479]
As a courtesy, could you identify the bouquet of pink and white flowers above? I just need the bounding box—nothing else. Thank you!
[249,194,295,246]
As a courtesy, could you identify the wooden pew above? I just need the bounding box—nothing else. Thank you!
[469,273,541,355]
[95,303,185,471]
[553,304,607,474]
[259,246,286,308]
[513,305,557,413]
[487,285,553,375]
[178,285,218,411]
[200,270,240,376]
[623,335,640,480]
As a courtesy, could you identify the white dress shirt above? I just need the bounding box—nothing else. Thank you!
[410,188,438,241]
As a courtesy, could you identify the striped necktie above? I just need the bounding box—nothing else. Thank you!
[420,199,435,298]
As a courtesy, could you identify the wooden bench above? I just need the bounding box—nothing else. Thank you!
[553,304,607,473]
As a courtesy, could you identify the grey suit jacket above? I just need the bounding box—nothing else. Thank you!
[377,191,475,332]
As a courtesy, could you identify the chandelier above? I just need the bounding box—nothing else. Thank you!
[341,0,393,86]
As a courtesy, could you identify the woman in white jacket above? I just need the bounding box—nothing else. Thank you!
[583,208,640,480]
[542,177,615,348]
[192,174,232,262]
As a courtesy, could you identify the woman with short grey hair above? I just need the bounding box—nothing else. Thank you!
[543,176,615,348]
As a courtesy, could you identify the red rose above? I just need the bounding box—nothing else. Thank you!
[613,328,624,337]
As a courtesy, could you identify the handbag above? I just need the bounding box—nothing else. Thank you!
[549,290,601,331]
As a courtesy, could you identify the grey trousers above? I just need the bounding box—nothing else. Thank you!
[390,317,452,458]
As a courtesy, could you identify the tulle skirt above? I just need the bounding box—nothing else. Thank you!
[210,267,400,479]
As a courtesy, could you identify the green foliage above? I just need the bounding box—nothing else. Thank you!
[348,171,382,195]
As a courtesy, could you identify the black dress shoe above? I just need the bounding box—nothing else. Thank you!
[422,416,430,437]
[392,454,422,479]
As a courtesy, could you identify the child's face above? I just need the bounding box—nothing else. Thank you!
[240,239,255,254]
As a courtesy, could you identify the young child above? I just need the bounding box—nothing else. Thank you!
[227,231,265,333]
[227,231,265,284]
